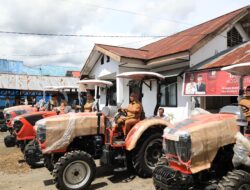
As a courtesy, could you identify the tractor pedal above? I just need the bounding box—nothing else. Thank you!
[113,167,127,172]
[113,140,125,145]
[114,155,126,160]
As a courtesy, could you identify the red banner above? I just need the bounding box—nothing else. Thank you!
[183,70,250,96]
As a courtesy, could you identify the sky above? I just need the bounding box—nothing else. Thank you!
[0,0,249,69]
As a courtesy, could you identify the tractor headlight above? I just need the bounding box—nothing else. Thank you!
[163,129,192,163]
[175,132,192,163]
[36,124,46,144]
[13,119,23,133]
[5,112,11,122]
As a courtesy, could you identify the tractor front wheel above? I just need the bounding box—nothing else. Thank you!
[53,150,96,190]
[132,132,162,178]
[24,140,43,168]
[217,170,250,190]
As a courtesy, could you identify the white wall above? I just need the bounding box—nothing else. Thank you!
[160,77,191,123]
[89,56,119,79]
[89,56,119,109]
[141,80,157,117]
[117,78,130,106]
[190,30,228,67]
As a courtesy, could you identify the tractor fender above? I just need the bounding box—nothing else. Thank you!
[125,118,170,151]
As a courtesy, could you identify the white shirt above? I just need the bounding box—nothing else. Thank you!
[185,82,197,94]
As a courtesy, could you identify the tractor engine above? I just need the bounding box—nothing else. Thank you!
[153,129,193,189]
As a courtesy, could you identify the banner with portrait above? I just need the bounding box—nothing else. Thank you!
[183,70,250,96]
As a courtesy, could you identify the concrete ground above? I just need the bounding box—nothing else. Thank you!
[0,132,155,190]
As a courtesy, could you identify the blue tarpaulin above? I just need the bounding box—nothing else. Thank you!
[0,59,80,76]
[0,59,80,109]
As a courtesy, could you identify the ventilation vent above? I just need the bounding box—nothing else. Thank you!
[227,27,243,47]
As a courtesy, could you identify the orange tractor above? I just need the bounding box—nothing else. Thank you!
[35,72,170,190]
[13,86,79,167]
[153,63,250,190]
[3,105,38,147]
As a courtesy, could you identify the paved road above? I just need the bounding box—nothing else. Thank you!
[0,132,155,190]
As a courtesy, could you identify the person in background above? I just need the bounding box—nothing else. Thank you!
[239,86,250,121]
[36,98,46,111]
[83,93,95,112]
[185,74,197,94]
[30,96,36,107]
[5,96,10,108]
[24,97,28,105]
[158,107,167,119]
[14,97,20,106]
[196,74,206,93]
[56,100,71,114]
[46,94,59,111]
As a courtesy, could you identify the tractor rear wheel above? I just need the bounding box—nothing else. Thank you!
[53,150,96,190]
[132,132,162,178]
[217,170,250,190]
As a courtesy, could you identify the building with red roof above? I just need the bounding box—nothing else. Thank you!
[81,6,250,121]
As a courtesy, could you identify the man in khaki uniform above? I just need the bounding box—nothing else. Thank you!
[239,86,250,120]
[116,92,142,137]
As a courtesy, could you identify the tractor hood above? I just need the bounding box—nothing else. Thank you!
[163,113,238,173]
[35,112,105,153]
[4,105,37,117]
[3,105,35,114]
[13,111,56,126]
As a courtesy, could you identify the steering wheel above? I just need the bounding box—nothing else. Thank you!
[114,109,127,123]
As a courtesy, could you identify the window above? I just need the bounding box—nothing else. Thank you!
[160,77,177,107]
[108,80,117,106]
[128,80,141,101]
[106,56,110,62]
[227,27,243,47]
[101,56,104,65]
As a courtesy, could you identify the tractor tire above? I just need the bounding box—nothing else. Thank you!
[4,134,16,147]
[24,140,43,168]
[53,150,96,190]
[217,170,250,190]
[0,124,7,132]
[44,155,55,172]
[132,132,162,178]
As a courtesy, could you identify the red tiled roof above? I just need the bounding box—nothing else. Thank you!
[141,6,248,59]
[72,71,80,77]
[96,6,248,61]
[201,41,250,69]
[97,44,148,60]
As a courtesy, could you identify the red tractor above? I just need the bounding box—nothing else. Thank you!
[2,86,58,148]
[35,73,170,190]
[13,86,79,167]
[3,105,38,147]
[153,62,250,190]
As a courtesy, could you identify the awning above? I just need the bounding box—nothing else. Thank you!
[0,73,79,91]
[158,67,188,78]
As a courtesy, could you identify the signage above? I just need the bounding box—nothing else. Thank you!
[183,70,250,96]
